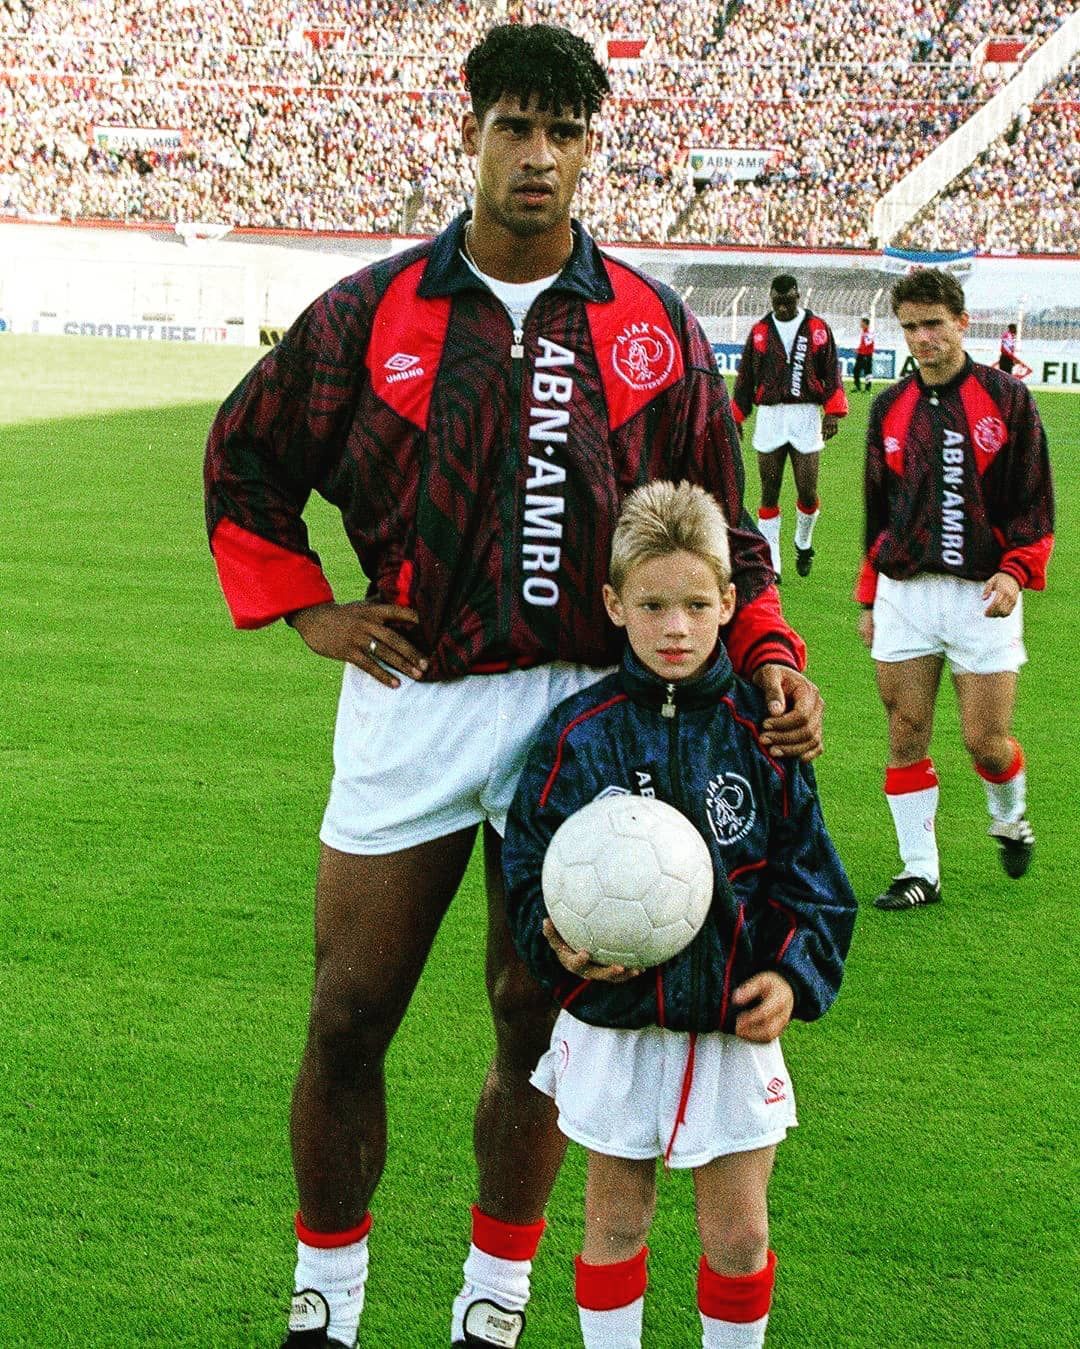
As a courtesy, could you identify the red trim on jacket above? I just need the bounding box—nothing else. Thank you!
[721,696,788,813]
[728,859,768,884]
[879,379,921,478]
[767,896,799,961]
[538,695,628,807]
[364,260,452,429]
[586,261,685,431]
[823,385,849,417]
[999,533,1053,591]
[723,587,807,677]
[718,904,745,1029]
[211,518,334,629]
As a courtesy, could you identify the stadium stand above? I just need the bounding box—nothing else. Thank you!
[0,1,1076,252]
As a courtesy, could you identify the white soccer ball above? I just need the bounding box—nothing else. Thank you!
[541,795,714,969]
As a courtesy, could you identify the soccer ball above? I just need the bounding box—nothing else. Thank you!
[541,795,714,969]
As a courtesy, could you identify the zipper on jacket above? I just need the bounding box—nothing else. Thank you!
[511,326,524,359]
[661,682,676,718]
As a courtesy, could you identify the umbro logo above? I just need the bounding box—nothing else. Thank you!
[765,1077,787,1105]
[384,352,426,384]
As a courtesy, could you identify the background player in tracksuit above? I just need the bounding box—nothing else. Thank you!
[732,275,848,581]
[853,317,875,392]
[505,482,855,1347]
[204,25,827,1349]
[856,268,1054,911]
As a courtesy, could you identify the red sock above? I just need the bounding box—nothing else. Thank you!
[697,1250,776,1322]
[575,1247,649,1310]
[470,1205,546,1261]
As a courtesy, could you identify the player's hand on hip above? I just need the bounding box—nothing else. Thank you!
[287,601,428,686]
[543,919,641,983]
[732,971,795,1042]
[857,609,874,648]
[982,572,1020,618]
[822,413,840,441]
[755,664,824,762]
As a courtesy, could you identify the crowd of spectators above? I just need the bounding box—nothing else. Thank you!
[1,0,1076,252]
[895,57,1079,254]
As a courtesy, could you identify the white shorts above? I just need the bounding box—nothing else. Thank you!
[530,1010,796,1168]
[871,573,1026,674]
[752,403,823,455]
[320,662,609,854]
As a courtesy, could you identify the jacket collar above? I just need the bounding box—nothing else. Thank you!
[620,643,736,712]
[416,212,614,304]
[915,353,974,398]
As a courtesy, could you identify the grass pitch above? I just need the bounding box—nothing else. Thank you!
[1,335,1076,1346]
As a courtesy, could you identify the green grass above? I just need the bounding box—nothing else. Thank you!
[1,335,1077,1347]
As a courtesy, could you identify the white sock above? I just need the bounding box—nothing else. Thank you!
[701,1310,770,1347]
[757,510,782,576]
[885,760,940,884]
[794,503,819,549]
[292,1232,369,1348]
[980,743,1026,823]
[579,1298,645,1347]
[451,1245,532,1342]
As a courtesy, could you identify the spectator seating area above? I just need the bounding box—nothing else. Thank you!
[1,0,1076,252]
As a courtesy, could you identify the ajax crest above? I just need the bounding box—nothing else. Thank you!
[705,772,756,847]
[612,322,676,391]
[973,415,1007,458]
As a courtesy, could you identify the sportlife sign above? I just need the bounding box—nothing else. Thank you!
[688,147,780,183]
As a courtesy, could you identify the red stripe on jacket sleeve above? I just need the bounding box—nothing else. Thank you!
[724,587,807,676]
[211,518,334,629]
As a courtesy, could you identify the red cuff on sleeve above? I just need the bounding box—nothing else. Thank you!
[211,518,334,629]
[854,557,878,605]
[724,586,807,677]
[823,387,849,417]
[732,404,747,425]
[999,534,1053,592]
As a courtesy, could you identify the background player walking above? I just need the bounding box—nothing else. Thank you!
[732,276,848,582]
[856,269,1054,911]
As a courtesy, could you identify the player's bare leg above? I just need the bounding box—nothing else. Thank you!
[790,450,821,576]
[874,655,945,908]
[452,823,565,1344]
[755,447,787,579]
[694,1146,777,1346]
[574,1153,655,1344]
[953,670,1033,876]
[286,830,477,1346]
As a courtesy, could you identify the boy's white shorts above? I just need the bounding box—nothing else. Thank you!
[871,573,1026,674]
[531,1009,796,1168]
[320,661,609,854]
[752,403,823,454]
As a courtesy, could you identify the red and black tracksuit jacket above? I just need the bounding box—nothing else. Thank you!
[856,357,1054,603]
[730,310,848,425]
[205,214,805,680]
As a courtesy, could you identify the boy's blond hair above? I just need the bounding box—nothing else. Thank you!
[609,481,732,592]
